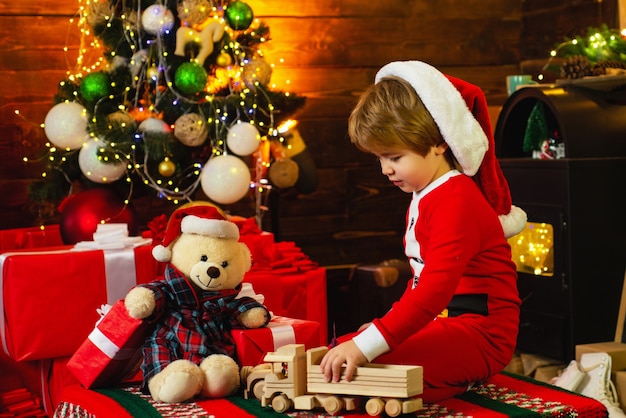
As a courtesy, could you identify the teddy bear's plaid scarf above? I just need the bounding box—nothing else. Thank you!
[53,372,608,418]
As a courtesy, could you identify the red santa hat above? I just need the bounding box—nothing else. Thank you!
[152,203,240,262]
[375,61,527,238]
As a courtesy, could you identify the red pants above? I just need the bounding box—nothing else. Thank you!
[338,314,517,403]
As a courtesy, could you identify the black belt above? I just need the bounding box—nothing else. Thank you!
[446,293,488,317]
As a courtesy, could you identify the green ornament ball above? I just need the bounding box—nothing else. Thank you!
[225,1,254,31]
[174,62,208,95]
[80,72,111,102]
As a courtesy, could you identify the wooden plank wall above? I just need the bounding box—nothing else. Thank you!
[0,0,618,267]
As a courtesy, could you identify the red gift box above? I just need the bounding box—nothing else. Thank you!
[1,354,80,416]
[231,315,321,366]
[244,266,327,345]
[0,244,158,361]
[0,225,63,252]
[66,300,151,389]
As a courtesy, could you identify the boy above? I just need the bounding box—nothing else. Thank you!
[320,61,526,402]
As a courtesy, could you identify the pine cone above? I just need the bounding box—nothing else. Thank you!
[560,55,592,79]
[592,60,626,76]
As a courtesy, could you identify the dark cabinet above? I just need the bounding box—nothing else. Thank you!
[495,84,626,361]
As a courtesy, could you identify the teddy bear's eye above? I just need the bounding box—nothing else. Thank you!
[221,261,228,268]
[201,255,208,262]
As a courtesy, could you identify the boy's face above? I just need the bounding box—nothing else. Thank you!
[374,143,452,193]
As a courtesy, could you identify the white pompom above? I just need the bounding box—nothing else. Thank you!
[152,244,172,262]
[500,205,528,239]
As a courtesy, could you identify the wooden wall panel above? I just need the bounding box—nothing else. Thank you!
[262,17,521,67]
[0,0,618,267]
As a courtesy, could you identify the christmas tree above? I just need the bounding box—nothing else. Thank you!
[29,0,306,228]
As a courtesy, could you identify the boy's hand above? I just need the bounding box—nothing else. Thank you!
[320,340,367,382]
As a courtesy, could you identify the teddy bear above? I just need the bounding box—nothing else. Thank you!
[124,203,270,403]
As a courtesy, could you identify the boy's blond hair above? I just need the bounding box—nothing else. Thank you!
[348,76,444,156]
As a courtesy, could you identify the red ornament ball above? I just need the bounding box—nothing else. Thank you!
[58,188,138,244]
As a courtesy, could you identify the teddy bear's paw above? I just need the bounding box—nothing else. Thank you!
[124,286,156,319]
[239,306,270,329]
[148,359,203,403]
[199,354,241,398]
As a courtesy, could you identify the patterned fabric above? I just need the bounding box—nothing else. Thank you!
[53,372,609,418]
[52,403,95,418]
[139,264,270,391]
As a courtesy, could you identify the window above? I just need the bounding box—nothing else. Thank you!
[508,222,554,277]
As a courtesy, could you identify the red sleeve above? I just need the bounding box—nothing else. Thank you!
[375,179,490,348]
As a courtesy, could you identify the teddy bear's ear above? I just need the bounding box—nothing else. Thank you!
[239,242,252,272]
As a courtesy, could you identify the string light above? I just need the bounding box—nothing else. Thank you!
[540,24,626,80]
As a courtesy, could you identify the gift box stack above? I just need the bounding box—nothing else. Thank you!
[0,224,159,414]
[0,220,327,415]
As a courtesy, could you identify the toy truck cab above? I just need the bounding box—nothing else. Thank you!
[260,344,307,412]
[242,344,308,412]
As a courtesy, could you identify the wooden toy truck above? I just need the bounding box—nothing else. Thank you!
[241,344,423,416]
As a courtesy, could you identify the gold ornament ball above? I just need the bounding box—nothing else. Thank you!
[147,65,159,80]
[158,158,176,177]
[216,52,232,67]
[106,111,136,135]
[268,158,299,188]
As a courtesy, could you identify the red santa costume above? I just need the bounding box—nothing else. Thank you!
[347,61,528,402]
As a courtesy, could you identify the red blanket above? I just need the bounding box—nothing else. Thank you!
[53,372,607,418]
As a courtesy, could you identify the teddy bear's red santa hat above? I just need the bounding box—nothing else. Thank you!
[375,60,527,238]
[152,204,240,262]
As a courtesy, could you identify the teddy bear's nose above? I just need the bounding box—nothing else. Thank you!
[207,266,221,278]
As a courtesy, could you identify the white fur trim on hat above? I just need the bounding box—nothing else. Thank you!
[500,205,528,239]
[375,61,488,176]
[180,215,240,240]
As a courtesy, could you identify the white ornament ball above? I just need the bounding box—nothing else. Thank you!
[141,5,175,35]
[174,113,209,146]
[226,122,260,156]
[138,117,172,134]
[44,102,89,150]
[200,155,251,204]
[78,139,127,183]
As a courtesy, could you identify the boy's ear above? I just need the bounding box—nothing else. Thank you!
[434,142,449,155]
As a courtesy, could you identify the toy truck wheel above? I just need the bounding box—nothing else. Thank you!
[240,365,254,383]
[384,399,403,417]
[271,394,293,413]
[323,396,344,415]
[249,379,265,400]
[365,398,385,416]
